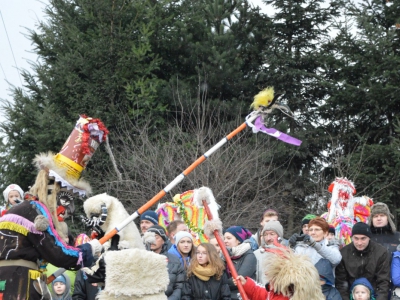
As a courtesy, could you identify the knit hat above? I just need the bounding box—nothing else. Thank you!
[140,210,159,225]
[262,220,284,238]
[53,274,66,285]
[3,184,24,204]
[368,202,396,233]
[225,226,252,244]
[328,225,335,234]
[174,231,193,245]
[308,217,329,233]
[352,222,372,238]
[301,214,317,226]
[147,225,168,241]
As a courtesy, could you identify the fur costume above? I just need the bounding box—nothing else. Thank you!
[82,193,170,300]
[83,193,144,250]
[96,249,169,300]
[262,246,325,300]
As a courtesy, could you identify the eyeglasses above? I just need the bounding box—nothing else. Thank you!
[308,228,323,232]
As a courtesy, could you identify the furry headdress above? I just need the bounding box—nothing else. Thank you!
[263,247,325,300]
[83,193,144,250]
[368,202,396,233]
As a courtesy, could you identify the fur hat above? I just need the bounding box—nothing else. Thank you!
[225,226,252,244]
[352,222,372,238]
[140,211,159,225]
[174,231,193,245]
[263,247,325,300]
[368,202,396,233]
[262,220,283,238]
[308,217,329,233]
[147,225,168,241]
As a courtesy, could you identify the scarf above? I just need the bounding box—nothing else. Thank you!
[230,242,251,259]
[192,264,216,281]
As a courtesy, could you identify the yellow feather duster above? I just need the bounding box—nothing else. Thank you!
[251,87,275,110]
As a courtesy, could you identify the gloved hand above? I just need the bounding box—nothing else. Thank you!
[303,234,321,250]
[288,233,300,248]
[88,239,103,256]
[302,234,315,246]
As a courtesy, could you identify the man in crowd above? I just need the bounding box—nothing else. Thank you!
[139,210,159,234]
[335,222,390,300]
[253,208,280,247]
[166,220,188,244]
[368,202,400,253]
[254,220,285,285]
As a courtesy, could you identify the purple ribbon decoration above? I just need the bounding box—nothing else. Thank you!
[253,116,302,146]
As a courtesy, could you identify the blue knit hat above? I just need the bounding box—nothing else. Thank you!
[225,226,252,244]
[53,274,66,285]
[140,211,158,225]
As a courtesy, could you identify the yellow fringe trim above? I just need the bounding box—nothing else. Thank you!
[0,222,29,236]
[27,270,40,300]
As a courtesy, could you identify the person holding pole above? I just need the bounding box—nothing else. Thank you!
[224,226,257,300]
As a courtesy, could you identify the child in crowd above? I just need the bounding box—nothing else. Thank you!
[350,278,375,300]
[1,184,24,215]
[51,274,72,300]
[327,225,336,241]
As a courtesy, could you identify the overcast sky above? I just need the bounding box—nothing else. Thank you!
[0,0,267,121]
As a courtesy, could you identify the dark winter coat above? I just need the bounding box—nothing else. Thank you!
[227,249,257,300]
[72,270,101,300]
[163,252,186,300]
[370,225,400,254]
[335,240,390,300]
[0,200,93,300]
[181,272,231,300]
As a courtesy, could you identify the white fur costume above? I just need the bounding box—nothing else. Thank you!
[83,193,168,300]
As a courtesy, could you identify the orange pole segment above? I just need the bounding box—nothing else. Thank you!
[182,156,207,175]
[226,122,248,140]
[99,228,118,245]
[137,190,167,215]
[202,200,249,300]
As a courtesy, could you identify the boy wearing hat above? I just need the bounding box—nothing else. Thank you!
[140,210,159,234]
[335,222,390,300]
[368,202,400,253]
[51,274,72,300]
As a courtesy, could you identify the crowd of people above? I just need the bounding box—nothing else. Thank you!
[2,182,400,300]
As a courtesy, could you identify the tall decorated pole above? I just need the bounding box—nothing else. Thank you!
[99,87,302,245]
[193,187,250,300]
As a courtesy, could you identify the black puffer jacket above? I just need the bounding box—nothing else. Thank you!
[227,249,257,300]
[72,270,101,300]
[370,225,400,254]
[163,252,186,300]
[335,240,390,300]
[182,272,231,300]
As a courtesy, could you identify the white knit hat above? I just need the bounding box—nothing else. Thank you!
[3,184,24,204]
[174,231,193,245]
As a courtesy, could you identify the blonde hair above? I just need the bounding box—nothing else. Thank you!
[352,285,370,299]
[187,243,225,280]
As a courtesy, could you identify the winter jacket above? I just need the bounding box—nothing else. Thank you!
[181,271,231,300]
[370,225,400,254]
[242,277,289,300]
[392,251,400,287]
[335,240,390,300]
[227,249,257,300]
[163,252,186,300]
[294,239,341,267]
[72,270,101,300]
